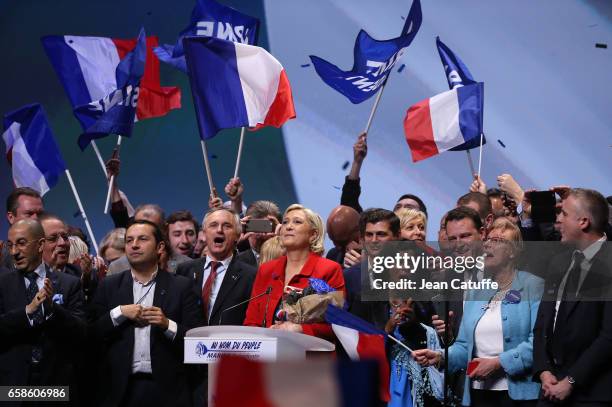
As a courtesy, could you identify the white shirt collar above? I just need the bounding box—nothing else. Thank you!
[581,235,606,263]
[131,267,158,286]
[205,255,233,270]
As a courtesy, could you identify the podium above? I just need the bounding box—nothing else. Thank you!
[184,326,335,405]
[185,325,335,363]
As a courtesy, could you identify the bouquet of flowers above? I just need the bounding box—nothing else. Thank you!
[276,278,344,324]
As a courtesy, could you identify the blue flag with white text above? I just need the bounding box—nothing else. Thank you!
[154,0,260,73]
[74,28,146,150]
[436,37,486,151]
[309,0,422,104]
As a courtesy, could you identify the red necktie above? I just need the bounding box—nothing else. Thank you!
[202,261,219,320]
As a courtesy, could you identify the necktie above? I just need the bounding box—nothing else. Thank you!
[562,252,585,301]
[24,271,44,363]
[25,272,44,325]
[551,252,585,357]
[201,261,220,321]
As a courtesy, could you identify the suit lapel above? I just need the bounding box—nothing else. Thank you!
[564,245,611,319]
[14,271,27,308]
[153,270,169,309]
[209,257,242,324]
[119,270,135,305]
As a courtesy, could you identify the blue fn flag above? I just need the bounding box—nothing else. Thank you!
[309,0,422,104]
[74,28,146,150]
[2,104,66,196]
[154,0,260,73]
[436,37,486,151]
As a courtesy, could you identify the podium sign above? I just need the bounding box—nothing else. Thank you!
[184,337,278,363]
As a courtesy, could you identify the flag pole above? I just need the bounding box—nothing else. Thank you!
[387,334,413,353]
[233,127,246,179]
[363,83,387,135]
[477,132,484,178]
[200,139,216,196]
[466,150,476,178]
[65,169,99,255]
[90,140,108,178]
[103,135,122,214]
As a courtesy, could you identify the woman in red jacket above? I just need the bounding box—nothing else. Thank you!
[243,204,345,340]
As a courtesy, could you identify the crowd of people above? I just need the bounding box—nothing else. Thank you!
[0,132,611,407]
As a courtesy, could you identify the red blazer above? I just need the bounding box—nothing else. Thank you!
[243,252,345,340]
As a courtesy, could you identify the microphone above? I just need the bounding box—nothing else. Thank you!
[262,286,273,328]
[218,286,272,326]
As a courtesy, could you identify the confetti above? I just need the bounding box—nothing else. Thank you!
[595,43,607,49]
[342,161,350,170]
[301,63,311,68]
[497,139,506,148]
[332,186,341,190]
[397,64,406,73]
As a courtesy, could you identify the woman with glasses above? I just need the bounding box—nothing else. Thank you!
[413,218,544,406]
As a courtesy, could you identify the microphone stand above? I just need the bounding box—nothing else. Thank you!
[218,287,272,326]
[262,287,272,328]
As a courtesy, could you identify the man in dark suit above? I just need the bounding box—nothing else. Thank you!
[176,208,256,406]
[90,219,202,407]
[344,208,400,330]
[177,208,257,326]
[0,219,85,389]
[533,188,612,406]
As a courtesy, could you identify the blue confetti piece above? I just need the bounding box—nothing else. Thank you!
[73,210,81,218]
[301,63,311,68]
[342,161,350,170]
[397,64,406,73]
[209,153,218,159]
[332,186,341,190]
[401,16,405,20]
[497,139,506,148]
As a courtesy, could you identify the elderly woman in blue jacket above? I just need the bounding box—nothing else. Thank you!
[413,218,544,407]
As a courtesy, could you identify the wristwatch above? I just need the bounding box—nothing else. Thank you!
[567,376,576,386]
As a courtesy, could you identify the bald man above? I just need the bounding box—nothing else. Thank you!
[325,205,361,266]
[0,219,85,388]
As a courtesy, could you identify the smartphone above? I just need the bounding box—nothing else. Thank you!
[244,219,274,233]
[467,360,480,375]
[530,191,556,223]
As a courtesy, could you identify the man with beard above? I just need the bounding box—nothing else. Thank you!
[90,220,201,406]
[0,219,85,389]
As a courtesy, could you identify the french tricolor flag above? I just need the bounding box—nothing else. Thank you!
[2,104,66,196]
[325,304,390,402]
[404,82,484,162]
[41,34,181,128]
[183,36,296,140]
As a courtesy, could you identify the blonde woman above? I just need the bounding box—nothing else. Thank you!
[395,208,427,241]
[258,236,285,265]
[244,204,345,340]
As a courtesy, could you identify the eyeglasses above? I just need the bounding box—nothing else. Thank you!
[484,237,511,245]
[6,239,36,251]
[390,300,413,309]
[45,233,70,243]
